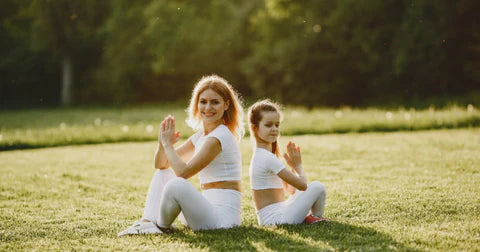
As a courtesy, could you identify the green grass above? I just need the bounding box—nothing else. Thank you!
[0,104,479,150]
[1,129,479,251]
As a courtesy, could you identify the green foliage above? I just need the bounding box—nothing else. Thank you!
[1,130,479,250]
[390,1,453,97]
[30,0,111,105]
[29,0,109,54]
[1,0,479,107]
[95,0,259,103]
[0,105,479,151]
[0,0,60,107]
[0,0,110,107]
[243,0,480,106]
[88,0,151,104]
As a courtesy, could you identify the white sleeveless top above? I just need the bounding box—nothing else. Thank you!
[189,124,242,184]
[249,148,285,190]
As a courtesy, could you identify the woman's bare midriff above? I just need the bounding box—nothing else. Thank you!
[201,180,241,192]
[252,188,285,211]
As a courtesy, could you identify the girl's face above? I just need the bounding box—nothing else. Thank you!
[255,111,280,144]
[197,88,229,124]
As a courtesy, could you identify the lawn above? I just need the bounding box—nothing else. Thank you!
[0,104,478,150]
[1,129,479,251]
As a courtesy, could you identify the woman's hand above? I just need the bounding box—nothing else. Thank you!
[159,115,180,148]
[283,141,303,172]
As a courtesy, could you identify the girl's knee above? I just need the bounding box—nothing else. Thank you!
[308,181,326,195]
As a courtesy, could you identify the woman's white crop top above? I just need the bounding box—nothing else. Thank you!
[189,124,242,184]
[249,148,285,190]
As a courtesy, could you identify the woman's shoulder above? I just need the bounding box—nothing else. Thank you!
[209,124,234,139]
[206,124,237,150]
[213,124,230,133]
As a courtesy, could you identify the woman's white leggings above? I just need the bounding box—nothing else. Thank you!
[256,181,326,225]
[142,169,241,231]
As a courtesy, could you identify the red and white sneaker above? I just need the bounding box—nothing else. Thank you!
[304,215,330,224]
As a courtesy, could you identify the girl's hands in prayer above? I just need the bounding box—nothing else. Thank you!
[160,115,180,148]
[283,141,303,172]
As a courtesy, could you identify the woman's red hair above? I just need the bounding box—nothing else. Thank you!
[186,75,244,140]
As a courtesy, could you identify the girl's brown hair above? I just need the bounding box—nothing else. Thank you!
[186,75,244,140]
[247,99,283,157]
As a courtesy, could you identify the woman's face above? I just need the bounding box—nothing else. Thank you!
[255,111,280,144]
[197,88,229,124]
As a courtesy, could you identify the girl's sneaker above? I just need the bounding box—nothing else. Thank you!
[117,221,163,237]
[304,215,330,224]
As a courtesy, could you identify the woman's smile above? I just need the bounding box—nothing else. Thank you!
[202,112,216,118]
[198,88,229,126]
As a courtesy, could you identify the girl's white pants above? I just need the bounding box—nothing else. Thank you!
[142,169,241,230]
[256,181,326,225]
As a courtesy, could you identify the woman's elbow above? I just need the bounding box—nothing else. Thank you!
[154,163,168,170]
[297,183,308,191]
[178,173,189,179]
[174,169,191,179]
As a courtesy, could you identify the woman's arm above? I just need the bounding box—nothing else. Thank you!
[154,122,194,169]
[154,140,194,169]
[154,143,169,169]
[160,115,221,179]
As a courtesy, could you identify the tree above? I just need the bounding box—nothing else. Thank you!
[96,0,260,103]
[29,0,109,106]
[243,0,480,106]
[0,0,60,108]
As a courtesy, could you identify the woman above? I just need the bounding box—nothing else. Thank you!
[118,75,244,236]
[248,99,329,226]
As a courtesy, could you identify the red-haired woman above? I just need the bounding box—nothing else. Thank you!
[118,75,244,236]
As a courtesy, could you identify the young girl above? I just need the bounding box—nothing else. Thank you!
[248,99,329,225]
[118,75,244,236]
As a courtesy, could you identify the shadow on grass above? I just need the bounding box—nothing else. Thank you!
[277,221,418,251]
[152,221,415,251]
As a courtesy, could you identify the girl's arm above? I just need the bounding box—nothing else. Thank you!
[160,116,222,179]
[278,141,308,193]
[282,180,295,194]
[278,167,307,192]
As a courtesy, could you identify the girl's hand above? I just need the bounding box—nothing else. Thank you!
[159,115,180,148]
[283,141,302,171]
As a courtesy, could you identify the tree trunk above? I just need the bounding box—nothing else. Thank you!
[61,56,73,106]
